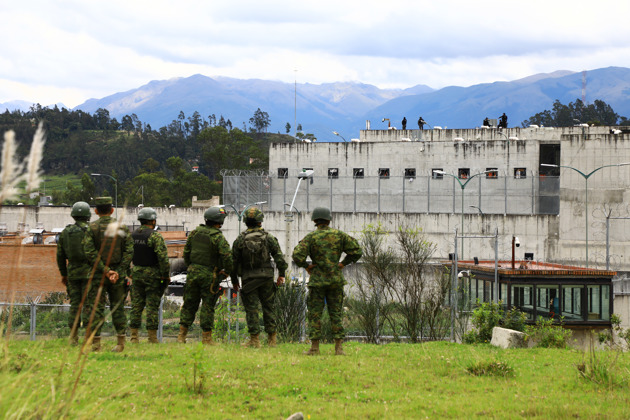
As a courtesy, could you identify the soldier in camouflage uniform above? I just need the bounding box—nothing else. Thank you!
[231,207,287,348]
[292,207,362,356]
[83,197,134,352]
[178,206,233,345]
[129,208,170,344]
[56,201,92,345]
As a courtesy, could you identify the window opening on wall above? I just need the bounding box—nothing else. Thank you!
[514,168,527,179]
[378,168,390,179]
[328,168,339,179]
[458,168,470,179]
[404,168,416,179]
[278,168,288,179]
[432,168,443,179]
[486,168,498,179]
[353,168,364,179]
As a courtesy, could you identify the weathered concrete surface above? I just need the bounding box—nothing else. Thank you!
[490,326,527,349]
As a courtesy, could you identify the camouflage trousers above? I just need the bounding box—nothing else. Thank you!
[130,267,163,330]
[240,277,276,335]
[85,270,128,336]
[66,274,89,330]
[307,284,345,340]
[179,264,222,332]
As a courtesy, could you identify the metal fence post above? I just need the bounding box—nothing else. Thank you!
[227,287,232,342]
[158,297,164,343]
[30,302,37,341]
[236,289,241,342]
[301,268,307,343]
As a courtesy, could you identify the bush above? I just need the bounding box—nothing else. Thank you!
[464,301,527,344]
[525,316,573,348]
[274,278,307,343]
[466,301,503,343]
[577,339,629,389]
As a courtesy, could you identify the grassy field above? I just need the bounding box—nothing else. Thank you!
[1,338,629,419]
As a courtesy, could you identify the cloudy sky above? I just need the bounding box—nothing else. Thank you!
[2,0,629,108]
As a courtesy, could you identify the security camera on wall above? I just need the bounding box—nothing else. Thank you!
[514,237,520,247]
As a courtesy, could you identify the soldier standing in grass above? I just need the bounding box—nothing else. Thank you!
[177,207,233,345]
[83,196,134,352]
[292,207,362,356]
[231,207,287,348]
[129,208,170,344]
[56,201,92,346]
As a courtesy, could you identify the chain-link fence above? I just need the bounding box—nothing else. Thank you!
[223,173,560,215]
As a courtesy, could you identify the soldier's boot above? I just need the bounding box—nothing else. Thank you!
[130,328,140,344]
[334,339,346,356]
[91,336,101,352]
[268,332,277,348]
[303,339,320,356]
[69,329,79,346]
[242,334,261,348]
[111,334,126,353]
[177,326,188,344]
[202,331,217,346]
[147,330,159,344]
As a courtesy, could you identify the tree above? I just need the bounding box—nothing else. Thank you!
[249,108,270,135]
[197,126,267,180]
[285,122,291,134]
[522,99,626,127]
[94,108,111,130]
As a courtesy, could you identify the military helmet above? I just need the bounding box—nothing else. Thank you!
[243,206,264,222]
[71,201,90,218]
[311,207,332,221]
[204,206,227,224]
[138,207,157,221]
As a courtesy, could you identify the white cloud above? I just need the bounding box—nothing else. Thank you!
[1,0,630,107]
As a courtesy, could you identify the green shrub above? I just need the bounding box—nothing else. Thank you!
[464,301,527,344]
[274,278,307,343]
[577,339,629,389]
[525,316,573,348]
[467,301,504,343]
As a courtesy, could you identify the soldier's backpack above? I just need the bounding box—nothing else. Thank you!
[241,230,270,270]
[64,223,88,263]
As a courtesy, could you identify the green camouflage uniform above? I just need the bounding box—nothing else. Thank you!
[179,224,233,332]
[292,225,362,340]
[129,226,170,331]
[83,215,134,336]
[56,220,91,329]
[232,227,288,336]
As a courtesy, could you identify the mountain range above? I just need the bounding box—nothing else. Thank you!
[3,66,630,142]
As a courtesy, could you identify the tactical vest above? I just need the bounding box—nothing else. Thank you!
[62,223,88,264]
[239,230,273,280]
[189,226,219,267]
[132,228,158,267]
[90,219,124,266]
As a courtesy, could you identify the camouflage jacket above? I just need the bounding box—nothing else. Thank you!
[292,225,362,287]
[231,227,288,280]
[130,225,170,279]
[83,215,134,276]
[56,220,91,278]
[183,225,233,274]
